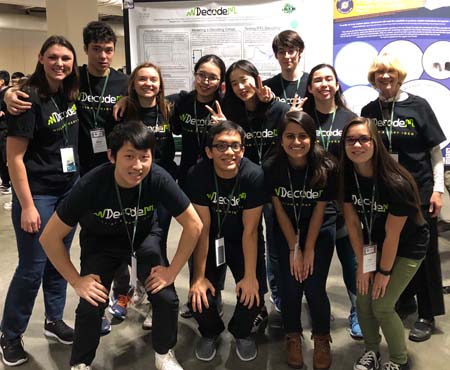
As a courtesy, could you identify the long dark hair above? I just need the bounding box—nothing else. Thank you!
[339,117,424,224]
[303,63,347,112]
[276,110,335,188]
[223,60,267,123]
[23,35,79,101]
[194,54,226,101]
[126,62,172,122]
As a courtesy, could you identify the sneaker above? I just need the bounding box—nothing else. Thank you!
[349,307,363,340]
[195,336,218,361]
[109,294,129,320]
[251,305,268,334]
[270,294,282,313]
[44,319,74,344]
[0,334,28,366]
[131,281,147,306]
[408,318,434,342]
[381,361,410,370]
[100,316,111,336]
[1,187,11,195]
[155,349,183,370]
[71,364,92,370]
[235,336,257,361]
[354,351,381,370]
[3,202,12,210]
[179,302,193,319]
[142,305,153,330]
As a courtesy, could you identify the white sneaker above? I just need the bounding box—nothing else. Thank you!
[142,305,152,330]
[155,349,183,370]
[3,202,12,210]
[71,364,91,370]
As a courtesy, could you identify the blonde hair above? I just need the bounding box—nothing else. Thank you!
[367,53,407,88]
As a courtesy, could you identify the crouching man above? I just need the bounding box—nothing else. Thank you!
[186,121,267,362]
[40,121,202,370]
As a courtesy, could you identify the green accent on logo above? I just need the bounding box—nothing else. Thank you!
[180,113,189,122]
[405,118,415,128]
[186,7,196,16]
[282,3,296,14]
[239,192,247,200]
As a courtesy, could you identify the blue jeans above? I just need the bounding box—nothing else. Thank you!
[1,190,76,340]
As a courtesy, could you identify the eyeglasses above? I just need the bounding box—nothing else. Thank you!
[194,72,220,83]
[284,133,310,141]
[211,142,244,152]
[344,135,372,146]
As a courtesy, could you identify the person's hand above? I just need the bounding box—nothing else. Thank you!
[4,88,32,115]
[145,265,176,294]
[0,111,5,118]
[236,275,260,309]
[72,274,109,307]
[113,96,128,121]
[302,247,314,280]
[289,248,303,281]
[429,191,442,217]
[189,277,216,313]
[356,266,373,295]
[289,94,308,111]
[371,272,390,300]
[250,75,273,104]
[205,100,226,124]
[21,206,41,233]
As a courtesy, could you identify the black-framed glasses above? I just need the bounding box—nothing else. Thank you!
[194,72,220,83]
[344,135,372,146]
[211,142,244,152]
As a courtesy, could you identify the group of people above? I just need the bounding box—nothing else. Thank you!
[0,21,445,370]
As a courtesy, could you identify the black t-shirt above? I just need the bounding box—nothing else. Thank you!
[7,89,79,195]
[224,100,289,165]
[186,157,267,242]
[0,88,7,130]
[77,65,128,174]
[264,159,335,234]
[57,162,190,254]
[361,94,446,204]
[344,172,429,260]
[169,90,218,186]
[264,72,309,106]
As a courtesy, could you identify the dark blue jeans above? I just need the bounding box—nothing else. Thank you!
[1,190,76,340]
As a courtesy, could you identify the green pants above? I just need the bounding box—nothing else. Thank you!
[357,256,423,364]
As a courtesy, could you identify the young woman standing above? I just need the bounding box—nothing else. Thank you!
[341,117,429,370]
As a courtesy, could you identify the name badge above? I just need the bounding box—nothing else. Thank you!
[363,244,377,273]
[60,147,77,173]
[390,152,399,162]
[130,254,137,289]
[90,128,108,153]
[215,237,226,267]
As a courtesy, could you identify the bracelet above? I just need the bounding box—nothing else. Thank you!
[377,268,392,276]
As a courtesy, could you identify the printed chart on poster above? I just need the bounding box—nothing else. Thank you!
[125,0,306,94]
[333,0,450,159]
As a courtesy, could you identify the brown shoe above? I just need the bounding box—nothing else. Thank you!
[312,334,332,369]
[286,332,303,368]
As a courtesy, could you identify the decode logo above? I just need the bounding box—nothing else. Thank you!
[186,6,237,16]
[245,128,278,140]
[94,204,155,220]
[48,104,77,126]
[352,194,388,213]
[206,191,246,207]
[372,117,415,129]
[274,186,322,200]
[148,123,171,133]
[315,129,342,137]
[179,113,211,127]
[78,92,122,105]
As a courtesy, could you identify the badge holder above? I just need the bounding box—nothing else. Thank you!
[215,237,226,267]
[90,127,108,153]
[130,253,138,289]
[363,244,377,273]
[60,147,77,173]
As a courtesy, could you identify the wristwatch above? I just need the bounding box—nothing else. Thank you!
[377,268,392,276]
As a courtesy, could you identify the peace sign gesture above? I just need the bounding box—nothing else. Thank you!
[289,93,308,112]
[205,100,227,125]
[249,75,274,104]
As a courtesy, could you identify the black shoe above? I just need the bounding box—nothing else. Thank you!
[408,318,434,342]
[251,305,268,334]
[44,319,74,344]
[0,334,28,366]
[395,298,417,320]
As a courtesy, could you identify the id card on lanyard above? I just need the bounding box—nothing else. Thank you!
[87,69,109,153]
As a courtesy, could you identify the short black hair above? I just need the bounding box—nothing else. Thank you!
[11,72,25,80]
[108,121,155,158]
[0,70,10,86]
[83,21,117,47]
[206,120,246,148]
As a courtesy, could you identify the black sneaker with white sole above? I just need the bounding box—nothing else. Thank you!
[0,334,28,367]
[354,350,381,370]
[44,319,74,344]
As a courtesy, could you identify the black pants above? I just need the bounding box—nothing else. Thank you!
[190,239,267,339]
[0,129,10,186]
[276,222,335,335]
[70,232,179,366]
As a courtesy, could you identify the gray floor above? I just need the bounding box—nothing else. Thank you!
[0,192,449,370]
